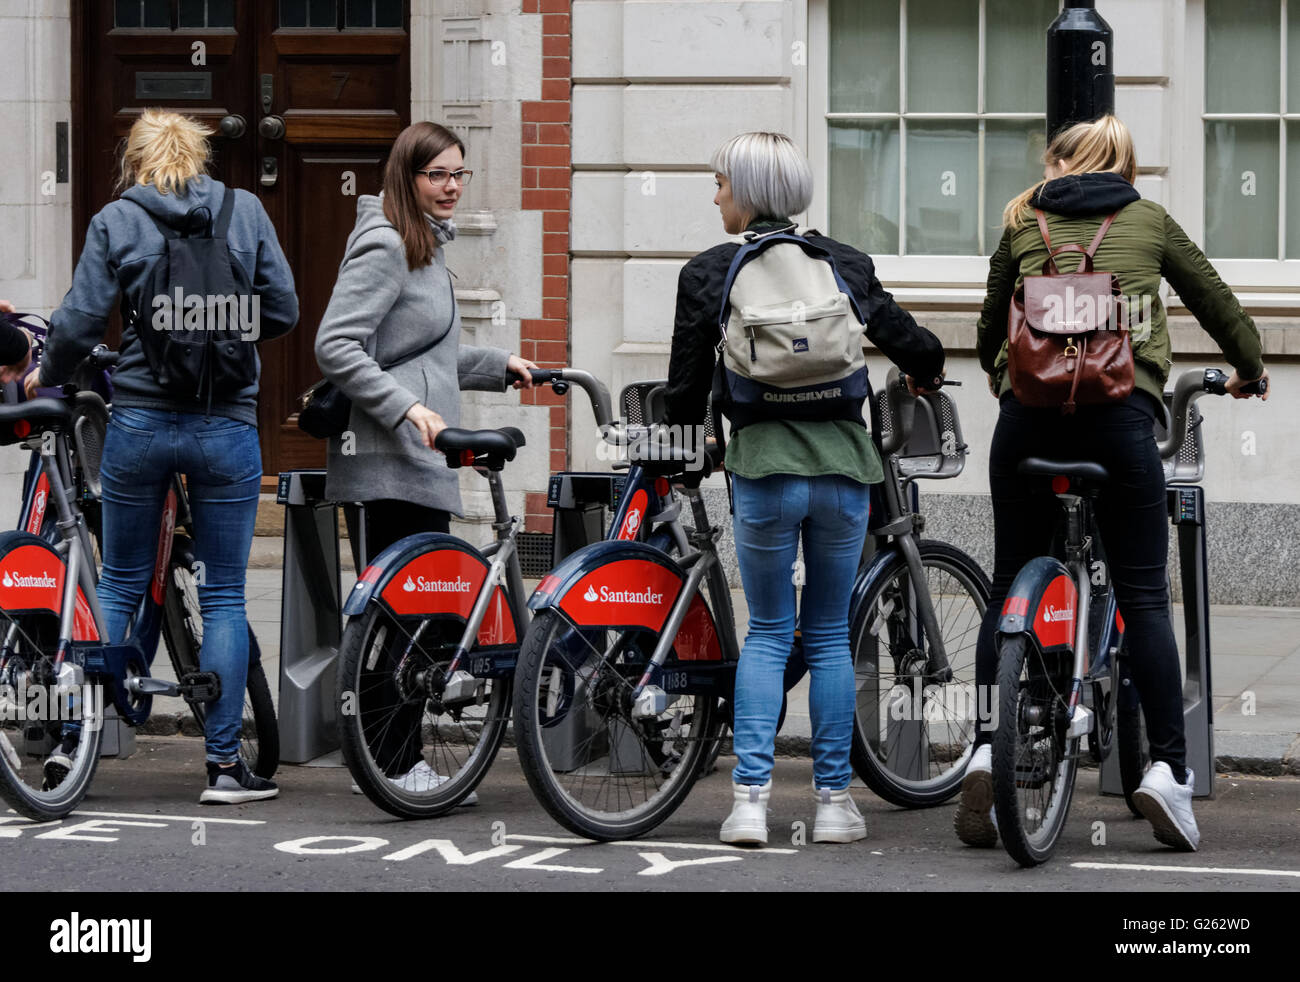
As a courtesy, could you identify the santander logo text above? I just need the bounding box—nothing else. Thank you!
[583,583,664,606]
[2,570,58,590]
[1042,604,1074,624]
[402,575,472,594]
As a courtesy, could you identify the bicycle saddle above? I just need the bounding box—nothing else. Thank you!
[435,426,525,461]
[633,440,723,487]
[0,397,72,445]
[1018,457,1110,485]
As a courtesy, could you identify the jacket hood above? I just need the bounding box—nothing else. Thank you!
[119,175,230,228]
[1032,172,1140,217]
[355,193,457,245]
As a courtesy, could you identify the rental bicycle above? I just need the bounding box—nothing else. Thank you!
[0,338,277,821]
[989,367,1266,866]
[335,368,621,818]
[512,371,990,839]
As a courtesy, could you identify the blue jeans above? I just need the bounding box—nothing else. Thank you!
[98,407,261,764]
[729,473,870,790]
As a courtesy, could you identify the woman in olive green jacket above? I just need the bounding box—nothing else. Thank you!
[957,116,1269,854]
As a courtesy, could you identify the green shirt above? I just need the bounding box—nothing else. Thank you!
[725,418,881,485]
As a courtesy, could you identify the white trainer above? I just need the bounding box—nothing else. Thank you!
[720,781,770,845]
[351,761,479,805]
[812,786,867,843]
[1133,762,1199,851]
[954,743,998,847]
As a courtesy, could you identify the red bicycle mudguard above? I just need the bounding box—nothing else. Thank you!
[343,532,519,646]
[529,539,722,661]
[997,555,1077,654]
[0,530,98,641]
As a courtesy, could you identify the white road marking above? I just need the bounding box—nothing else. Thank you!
[72,809,265,826]
[501,848,603,874]
[1073,861,1300,878]
[637,852,744,876]
[382,839,524,864]
[36,818,168,842]
[505,833,797,855]
[274,835,389,856]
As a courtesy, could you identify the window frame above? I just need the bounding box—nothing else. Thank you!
[1178,0,1300,301]
[808,0,1060,299]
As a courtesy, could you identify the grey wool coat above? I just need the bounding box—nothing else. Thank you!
[314,194,510,515]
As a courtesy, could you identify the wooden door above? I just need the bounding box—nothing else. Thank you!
[73,0,411,479]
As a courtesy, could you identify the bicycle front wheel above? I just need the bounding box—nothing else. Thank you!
[337,601,511,818]
[513,608,718,840]
[0,611,105,821]
[992,634,1080,867]
[161,536,278,777]
[850,540,989,807]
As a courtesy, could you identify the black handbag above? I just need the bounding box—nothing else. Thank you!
[297,333,446,439]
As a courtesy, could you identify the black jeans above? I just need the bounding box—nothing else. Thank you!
[351,499,451,777]
[974,392,1186,782]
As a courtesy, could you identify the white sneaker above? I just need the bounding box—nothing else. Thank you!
[1133,762,1199,851]
[954,743,998,847]
[812,786,867,843]
[720,781,770,845]
[350,761,479,806]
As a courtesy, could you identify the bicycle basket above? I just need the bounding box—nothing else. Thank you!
[619,379,717,440]
[874,367,966,480]
[71,392,109,499]
[1155,393,1205,485]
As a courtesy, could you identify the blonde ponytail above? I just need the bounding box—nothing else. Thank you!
[117,109,213,196]
[1002,115,1138,230]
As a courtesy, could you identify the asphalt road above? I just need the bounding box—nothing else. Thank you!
[2,736,1297,893]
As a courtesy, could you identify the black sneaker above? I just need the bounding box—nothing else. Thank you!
[42,734,79,791]
[199,759,279,805]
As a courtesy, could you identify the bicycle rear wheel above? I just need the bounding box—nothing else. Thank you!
[161,535,279,778]
[337,601,511,818]
[992,634,1080,866]
[513,608,718,840]
[850,541,989,807]
[0,611,104,821]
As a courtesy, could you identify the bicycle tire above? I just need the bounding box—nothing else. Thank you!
[336,599,511,819]
[0,611,105,821]
[513,607,718,840]
[992,634,1080,867]
[849,540,990,807]
[161,535,279,778]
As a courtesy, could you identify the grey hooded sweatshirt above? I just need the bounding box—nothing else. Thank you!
[43,176,299,425]
[314,194,510,516]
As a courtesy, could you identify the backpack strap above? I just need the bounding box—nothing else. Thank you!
[213,187,237,239]
[1035,209,1119,274]
[716,231,865,342]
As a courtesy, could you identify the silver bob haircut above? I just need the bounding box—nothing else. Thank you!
[710,132,813,221]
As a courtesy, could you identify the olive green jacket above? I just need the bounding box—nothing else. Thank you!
[976,200,1265,405]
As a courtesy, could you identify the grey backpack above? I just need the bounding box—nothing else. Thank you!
[713,226,870,430]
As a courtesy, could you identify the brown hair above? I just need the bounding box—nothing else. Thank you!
[382,122,466,270]
[1002,115,1138,230]
[116,108,213,195]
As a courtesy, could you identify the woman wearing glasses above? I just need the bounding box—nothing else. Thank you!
[314,121,536,794]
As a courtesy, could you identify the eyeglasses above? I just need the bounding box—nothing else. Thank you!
[415,168,474,188]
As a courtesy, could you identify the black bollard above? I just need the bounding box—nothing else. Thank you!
[1046,0,1116,139]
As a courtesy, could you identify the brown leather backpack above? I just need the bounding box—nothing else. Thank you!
[1007,209,1134,413]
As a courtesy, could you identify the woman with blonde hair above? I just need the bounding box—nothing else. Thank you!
[958,115,1269,852]
[31,108,298,803]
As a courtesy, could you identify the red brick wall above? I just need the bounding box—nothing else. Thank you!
[520,0,571,534]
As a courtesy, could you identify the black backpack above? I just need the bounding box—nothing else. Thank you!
[117,188,259,408]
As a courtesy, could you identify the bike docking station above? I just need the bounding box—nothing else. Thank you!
[1101,377,1218,800]
[275,470,363,764]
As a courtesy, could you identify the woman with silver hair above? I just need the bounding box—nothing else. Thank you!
[664,132,945,845]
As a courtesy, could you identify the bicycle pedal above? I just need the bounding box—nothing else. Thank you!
[179,672,222,705]
[441,670,480,704]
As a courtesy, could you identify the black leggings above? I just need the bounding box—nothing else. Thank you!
[353,499,451,777]
[974,392,1186,783]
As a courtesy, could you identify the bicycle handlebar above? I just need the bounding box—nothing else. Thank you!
[506,367,615,430]
[1157,368,1267,460]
